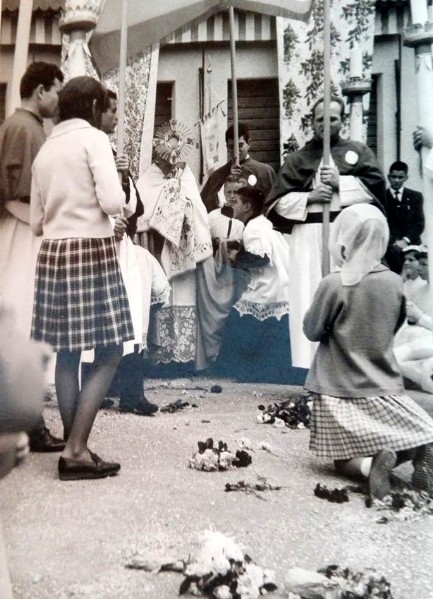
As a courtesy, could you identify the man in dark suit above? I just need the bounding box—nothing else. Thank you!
[386,160,424,273]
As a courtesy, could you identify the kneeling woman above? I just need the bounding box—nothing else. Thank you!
[30,77,134,480]
[303,204,433,500]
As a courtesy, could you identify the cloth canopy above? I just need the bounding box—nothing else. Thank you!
[90,0,313,74]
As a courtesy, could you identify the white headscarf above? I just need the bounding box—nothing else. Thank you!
[329,204,389,286]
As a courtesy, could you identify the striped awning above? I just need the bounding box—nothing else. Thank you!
[2,0,63,10]
[374,0,410,35]
[162,10,276,45]
[1,11,62,45]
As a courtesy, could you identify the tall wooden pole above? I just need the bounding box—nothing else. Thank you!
[117,0,128,156]
[321,0,331,276]
[7,0,33,117]
[228,6,239,166]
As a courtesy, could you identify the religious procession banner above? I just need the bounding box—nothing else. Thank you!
[200,105,223,177]
[61,14,155,181]
[276,0,376,158]
[104,51,154,180]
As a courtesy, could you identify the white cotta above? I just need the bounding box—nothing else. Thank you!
[329,204,389,286]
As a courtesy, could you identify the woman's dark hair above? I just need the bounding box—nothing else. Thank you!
[20,62,64,99]
[102,88,117,112]
[236,185,265,216]
[58,76,107,126]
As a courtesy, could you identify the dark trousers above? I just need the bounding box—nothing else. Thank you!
[82,350,144,407]
[117,350,145,408]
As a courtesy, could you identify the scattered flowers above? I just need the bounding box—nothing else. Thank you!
[180,532,277,598]
[257,396,312,429]
[285,564,393,598]
[369,489,433,523]
[189,438,252,472]
[160,399,198,413]
[225,477,282,500]
[314,484,349,504]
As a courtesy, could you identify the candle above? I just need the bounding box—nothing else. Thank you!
[410,0,428,25]
[350,46,363,79]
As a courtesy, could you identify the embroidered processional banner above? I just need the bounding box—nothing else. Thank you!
[62,35,154,181]
[276,0,376,159]
[200,105,223,177]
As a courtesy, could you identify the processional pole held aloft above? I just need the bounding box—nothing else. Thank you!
[321,0,331,276]
[228,6,239,167]
[117,0,128,157]
[404,0,433,290]
[7,0,32,117]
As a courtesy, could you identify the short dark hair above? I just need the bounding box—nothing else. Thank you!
[389,160,408,174]
[58,76,107,126]
[225,122,250,143]
[311,95,346,119]
[20,62,64,99]
[224,174,248,186]
[102,89,117,112]
[236,185,265,216]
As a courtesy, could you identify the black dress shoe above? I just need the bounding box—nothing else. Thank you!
[119,396,159,416]
[100,398,115,409]
[58,452,121,481]
[30,428,66,453]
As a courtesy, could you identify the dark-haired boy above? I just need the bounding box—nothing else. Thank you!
[98,89,158,416]
[200,122,276,212]
[216,186,303,384]
[0,62,65,452]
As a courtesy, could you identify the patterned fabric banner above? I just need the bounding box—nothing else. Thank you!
[104,51,153,181]
[276,0,376,158]
[62,31,153,181]
[200,105,223,177]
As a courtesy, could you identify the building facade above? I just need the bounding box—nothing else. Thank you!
[0,0,422,190]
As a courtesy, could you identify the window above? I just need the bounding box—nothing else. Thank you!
[154,82,174,134]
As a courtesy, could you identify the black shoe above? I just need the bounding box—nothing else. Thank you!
[30,428,65,453]
[368,449,397,500]
[119,396,159,416]
[100,398,115,409]
[58,452,120,481]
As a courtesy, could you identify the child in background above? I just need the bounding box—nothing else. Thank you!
[401,245,427,300]
[303,204,433,500]
[208,174,247,254]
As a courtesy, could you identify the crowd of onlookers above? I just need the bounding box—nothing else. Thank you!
[0,63,431,485]
[2,60,433,598]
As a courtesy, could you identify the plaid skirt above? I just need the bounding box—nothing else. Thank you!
[31,237,134,352]
[310,393,433,460]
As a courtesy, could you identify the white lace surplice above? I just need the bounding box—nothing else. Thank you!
[234,215,290,321]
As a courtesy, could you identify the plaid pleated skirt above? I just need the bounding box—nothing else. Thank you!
[31,237,134,352]
[310,393,433,460]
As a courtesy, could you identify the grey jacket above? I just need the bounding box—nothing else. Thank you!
[304,265,406,398]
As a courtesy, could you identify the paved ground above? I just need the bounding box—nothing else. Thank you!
[2,378,433,598]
